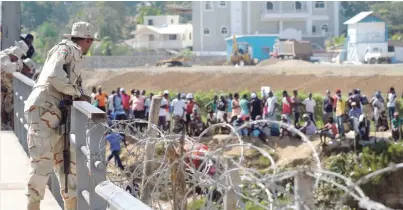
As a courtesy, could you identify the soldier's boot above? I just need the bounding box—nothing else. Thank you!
[27,201,40,210]
[64,197,77,210]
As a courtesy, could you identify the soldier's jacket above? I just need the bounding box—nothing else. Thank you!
[24,39,83,113]
[0,51,19,92]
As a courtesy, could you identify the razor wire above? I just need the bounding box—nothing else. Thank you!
[80,117,400,210]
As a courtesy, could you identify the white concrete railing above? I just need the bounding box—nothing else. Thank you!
[12,72,151,210]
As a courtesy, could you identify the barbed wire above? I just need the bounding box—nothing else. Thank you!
[81,117,399,210]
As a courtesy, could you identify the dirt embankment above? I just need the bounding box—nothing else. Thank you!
[82,68,403,96]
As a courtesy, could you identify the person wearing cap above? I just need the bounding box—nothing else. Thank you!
[391,112,403,141]
[0,42,29,129]
[20,58,36,78]
[299,113,317,136]
[323,89,334,124]
[23,22,98,210]
[250,92,262,121]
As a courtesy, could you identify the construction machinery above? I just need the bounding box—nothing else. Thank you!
[270,39,313,61]
[156,55,191,67]
[230,35,257,66]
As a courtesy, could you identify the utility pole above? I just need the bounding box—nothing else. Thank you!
[1,1,21,50]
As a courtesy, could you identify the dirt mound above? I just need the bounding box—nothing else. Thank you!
[270,59,314,68]
[256,58,281,67]
[82,70,403,98]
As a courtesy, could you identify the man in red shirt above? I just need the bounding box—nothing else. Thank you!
[120,88,130,116]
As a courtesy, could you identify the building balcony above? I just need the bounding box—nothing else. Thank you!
[260,8,310,21]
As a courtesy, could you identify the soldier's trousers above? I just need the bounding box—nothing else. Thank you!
[25,105,77,210]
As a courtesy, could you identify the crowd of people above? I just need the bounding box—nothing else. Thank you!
[91,85,403,143]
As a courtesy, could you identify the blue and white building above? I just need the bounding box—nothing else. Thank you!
[344,11,388,63]
[225,35,278,62]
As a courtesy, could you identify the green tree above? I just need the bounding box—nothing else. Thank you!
[325,34,346,49]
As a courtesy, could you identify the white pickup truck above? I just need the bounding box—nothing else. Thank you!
[364,47,395,64]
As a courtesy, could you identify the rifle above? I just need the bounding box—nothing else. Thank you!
[60,63,72,193]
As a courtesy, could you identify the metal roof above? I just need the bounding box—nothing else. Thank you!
[344,11,376,25]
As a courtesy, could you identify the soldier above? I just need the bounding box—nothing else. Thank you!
[1,43,28,128]
[24,22,98,210]
[21,58,36,78]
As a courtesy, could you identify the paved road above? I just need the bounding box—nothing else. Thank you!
[0,131,61,210]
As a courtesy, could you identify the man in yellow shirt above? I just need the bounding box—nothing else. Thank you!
[335,89,346,138]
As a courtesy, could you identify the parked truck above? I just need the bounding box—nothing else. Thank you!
[270,39,313,61]
[363,47,394,64]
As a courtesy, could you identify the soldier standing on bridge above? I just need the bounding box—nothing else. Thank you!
[24,22,98,210]
[1,40,29,128]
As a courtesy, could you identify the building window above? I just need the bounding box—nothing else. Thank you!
[147,19,153,26]
[189,33,192,40]
[149,35,154,41]
[221,27,228,35]
[219,1,226,7]
[295,1,302,10]
[171,19,174,24]
[314,1,325,9]
[204,28,210,35]
[388,45,395,52]
[312,26,316,33]
[168,34,177,40]
[266,2,274,10]
[321,24,328,33]
[205,1,213,11]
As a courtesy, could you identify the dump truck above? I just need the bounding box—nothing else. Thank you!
[270,39,313,61]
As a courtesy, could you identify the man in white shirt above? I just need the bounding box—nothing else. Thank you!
[107,90,116,116]
[171,93,186,117]
[303,93,316,124]
[265,91,277,123]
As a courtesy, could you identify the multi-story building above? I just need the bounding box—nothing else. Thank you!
[129,15,193,51]
[192,1,341,53]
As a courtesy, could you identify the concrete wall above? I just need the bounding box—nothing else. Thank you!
[83,55,227,69]
[1,1,21,50]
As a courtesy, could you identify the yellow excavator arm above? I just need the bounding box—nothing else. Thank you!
[232,35,238,55]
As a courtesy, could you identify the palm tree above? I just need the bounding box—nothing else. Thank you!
[325,34,346,50]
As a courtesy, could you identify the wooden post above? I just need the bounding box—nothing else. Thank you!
[294,168,314,210]
[223,158,242,210]
[166,128,187,210]
[141,96,161,205]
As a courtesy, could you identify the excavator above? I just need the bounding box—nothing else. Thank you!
[229,35,256,66]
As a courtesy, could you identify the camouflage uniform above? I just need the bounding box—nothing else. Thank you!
[24,22,96,210]
[24,39,83,210]
[1,45,27,124]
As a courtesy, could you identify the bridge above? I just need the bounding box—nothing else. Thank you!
[2,72,152,210]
